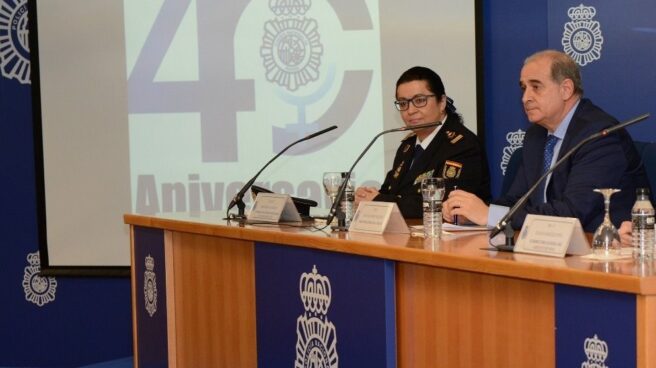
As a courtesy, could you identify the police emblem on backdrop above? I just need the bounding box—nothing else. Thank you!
[295,265,338,368]
[581,334,609,368]
[22,251,57,307]
[260,0,323,91]
[500,129,525,175]
[442,160,462,179]
[562,4,603,66]
[144,254,158,317]
[0,0,30,84]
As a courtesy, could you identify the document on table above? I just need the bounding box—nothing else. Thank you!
[442,223,491,232]
[410,223,491,233]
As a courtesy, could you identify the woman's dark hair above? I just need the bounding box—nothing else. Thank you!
[395,66,459,118]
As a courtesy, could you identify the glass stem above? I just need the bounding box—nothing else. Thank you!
[603,195,611,224]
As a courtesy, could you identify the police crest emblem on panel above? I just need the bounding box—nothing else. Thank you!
[22,251,57,306]
[144,254,158,317]
[295,265,338,368]
[562,4,603,66]
[0,0,30,84]
[581,334,608,368]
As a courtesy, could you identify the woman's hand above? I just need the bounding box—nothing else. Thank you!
[354,186,379,206]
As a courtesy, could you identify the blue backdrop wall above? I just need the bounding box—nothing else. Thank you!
[1,1,132,366]
[484,0,656,198]
[0,72,133,365]
[484,0,549,197]
[2,0,656,366]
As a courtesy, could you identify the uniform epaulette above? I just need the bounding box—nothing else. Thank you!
[445,130,464,144]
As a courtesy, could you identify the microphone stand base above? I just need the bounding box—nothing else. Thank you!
[493,225,516,252]
[493,244,515,252]
[225,213,247,222]
[490,224,515,252]
[330,225,349,232]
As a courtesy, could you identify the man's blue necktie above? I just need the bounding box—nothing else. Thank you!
[538,135,559,203]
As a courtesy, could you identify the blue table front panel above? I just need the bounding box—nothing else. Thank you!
[556,284,635,367]
[255,242,396,368]
[133,226,168,368]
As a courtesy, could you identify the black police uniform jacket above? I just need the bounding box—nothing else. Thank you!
[374,114,491,218]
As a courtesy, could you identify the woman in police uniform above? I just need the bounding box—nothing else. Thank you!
[355,66,490,218]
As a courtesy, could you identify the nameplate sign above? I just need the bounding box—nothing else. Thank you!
[248,193,302,223]
[514,214,590,258]
[349,202,409,234]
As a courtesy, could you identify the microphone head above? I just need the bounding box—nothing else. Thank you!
[400,121,442,131]
[381,121,441,134]
[304,125,338,140]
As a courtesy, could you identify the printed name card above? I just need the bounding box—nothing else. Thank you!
[349,202,409,234]
[514,214,590,258]
[248,193,302,223]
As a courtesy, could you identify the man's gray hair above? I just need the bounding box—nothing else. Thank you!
[525,50,584,96]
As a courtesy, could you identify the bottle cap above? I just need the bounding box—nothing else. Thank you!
[636,187,651,196]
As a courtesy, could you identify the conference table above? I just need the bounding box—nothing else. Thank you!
[124,212,656,367]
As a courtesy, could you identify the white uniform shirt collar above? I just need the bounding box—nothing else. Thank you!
[415,114,447,149]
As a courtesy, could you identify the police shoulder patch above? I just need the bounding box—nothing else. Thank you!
[442,160,463,179]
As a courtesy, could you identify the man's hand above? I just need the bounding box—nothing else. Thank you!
[618,220,633,247]
[443,189,490,225]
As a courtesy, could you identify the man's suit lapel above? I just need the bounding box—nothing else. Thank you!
[526,100,586,204]
[526,129,547,205]
[555,99,586,162]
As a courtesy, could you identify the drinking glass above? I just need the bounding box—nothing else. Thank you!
[323,172,345,206]
[591,188,621,257]
[421,177,445,238]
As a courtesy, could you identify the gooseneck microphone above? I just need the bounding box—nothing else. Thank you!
[324,121,442,229]
[226,125,338,220]
[489,112,650,251]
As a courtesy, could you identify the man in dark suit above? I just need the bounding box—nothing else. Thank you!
[355,66,490,218]
[443,50,647,232]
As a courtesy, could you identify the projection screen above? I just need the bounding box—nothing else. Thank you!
[31,0,481,272]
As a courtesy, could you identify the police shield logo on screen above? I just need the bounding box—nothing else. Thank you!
[255,0,375,155]
[562,4,603,66]
[261,0,322,92]
[0,0,30,84]
[295,265,338,368]
[22,251,57,307]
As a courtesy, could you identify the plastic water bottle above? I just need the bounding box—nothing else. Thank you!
[423,198,442,237]
[339,177,355,227]
[421,178,445,238]
[632,187,655,259]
